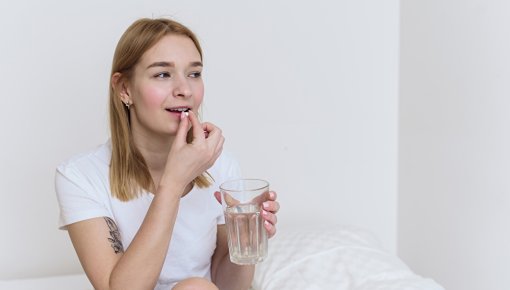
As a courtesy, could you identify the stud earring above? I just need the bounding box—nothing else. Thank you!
[124,101,131,109]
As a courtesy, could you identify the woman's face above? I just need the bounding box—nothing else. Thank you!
[127,34,204,138]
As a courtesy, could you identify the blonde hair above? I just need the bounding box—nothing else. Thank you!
[109,18,212,201]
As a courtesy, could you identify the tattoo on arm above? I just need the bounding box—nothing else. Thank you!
[104,217,124,254]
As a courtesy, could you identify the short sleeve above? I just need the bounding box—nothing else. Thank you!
[214,151,242,225]
[55,164,111,230]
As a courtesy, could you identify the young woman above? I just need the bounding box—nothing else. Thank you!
[55,18,280,290]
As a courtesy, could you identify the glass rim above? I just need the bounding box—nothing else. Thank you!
[219,178,269,192]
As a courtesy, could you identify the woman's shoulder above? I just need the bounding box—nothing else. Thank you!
[213,149,240,168]
[57,141,111,173]
[209,149,242,182]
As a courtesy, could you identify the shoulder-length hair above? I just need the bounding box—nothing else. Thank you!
[109,18,211,201]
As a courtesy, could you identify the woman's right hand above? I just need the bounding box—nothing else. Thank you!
[160,110,224,192]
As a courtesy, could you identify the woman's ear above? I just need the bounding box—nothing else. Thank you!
[111,72,131,104]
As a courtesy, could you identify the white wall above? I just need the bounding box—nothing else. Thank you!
[399,1,510,290]
[0,0,399,279]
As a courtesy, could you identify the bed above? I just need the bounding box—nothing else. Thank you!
[0,225,444,290]
[252,225,444,290]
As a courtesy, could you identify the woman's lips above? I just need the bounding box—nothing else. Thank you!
[165,107,191,118]
[165,107,191,113]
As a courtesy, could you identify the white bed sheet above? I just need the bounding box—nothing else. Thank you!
[252,225,445,290]
[0,273,92,290]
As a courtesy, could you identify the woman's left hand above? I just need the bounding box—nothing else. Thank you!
[214,190,280,238]
[260,191,279,238]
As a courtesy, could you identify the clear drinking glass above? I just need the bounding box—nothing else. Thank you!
[220,179,269,265]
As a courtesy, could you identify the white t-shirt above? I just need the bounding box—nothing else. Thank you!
[55,141,241,289]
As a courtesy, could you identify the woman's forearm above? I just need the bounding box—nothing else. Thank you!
[108,186,182,290]
[214,253,255,290]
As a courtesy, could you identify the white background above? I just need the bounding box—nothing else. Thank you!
[2,1,508,290]
[399,1,510,290]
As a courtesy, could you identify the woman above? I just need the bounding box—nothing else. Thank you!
[55,18,279,290]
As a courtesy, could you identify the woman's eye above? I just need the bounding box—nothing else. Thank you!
[154,72,170,78]
[189,71,202,78]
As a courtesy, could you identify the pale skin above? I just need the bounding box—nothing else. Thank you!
[67,34,279,290]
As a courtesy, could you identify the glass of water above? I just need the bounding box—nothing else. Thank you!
[220,179,269,265]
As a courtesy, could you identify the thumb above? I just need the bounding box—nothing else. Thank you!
[214,191,222,204]
[174,112,190,146]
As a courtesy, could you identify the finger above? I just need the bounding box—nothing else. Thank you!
[214,191,221,204]
[203,125,222,145]
[262,210,277,225]
[201,133,223,170]
[262,201,280,213]
[209,140,224,167]
[174,112,190,146]
[187,110,205,142]
[213,136,225,158]
[203,126,223,160]
[202,122,218,135]
[268,191,277,201]
[252,190,274,206]
[264,220,276,238]
[202,122,222,143]
[224,192,240,206]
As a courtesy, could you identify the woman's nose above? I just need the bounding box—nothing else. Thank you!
[173,75,192,98]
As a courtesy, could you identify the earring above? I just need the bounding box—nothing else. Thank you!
[124,101,131,109]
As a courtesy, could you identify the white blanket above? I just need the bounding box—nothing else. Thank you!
[252,225,444,290]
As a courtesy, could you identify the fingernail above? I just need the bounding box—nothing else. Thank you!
[262,210,268,216]
[270,192,275,199]
[263,202,269,209]
[180,111,186,119]
[264,220,271,227]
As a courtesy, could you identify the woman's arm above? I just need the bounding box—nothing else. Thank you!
[68,186,182,290]
[210,225,255,290]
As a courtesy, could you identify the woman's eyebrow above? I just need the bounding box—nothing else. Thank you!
[146,61,203,69]
[147,61,173,69]
[189,61,203,67]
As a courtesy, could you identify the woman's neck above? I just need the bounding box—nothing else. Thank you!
[131,129,175,181]
[130,126,194,196]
